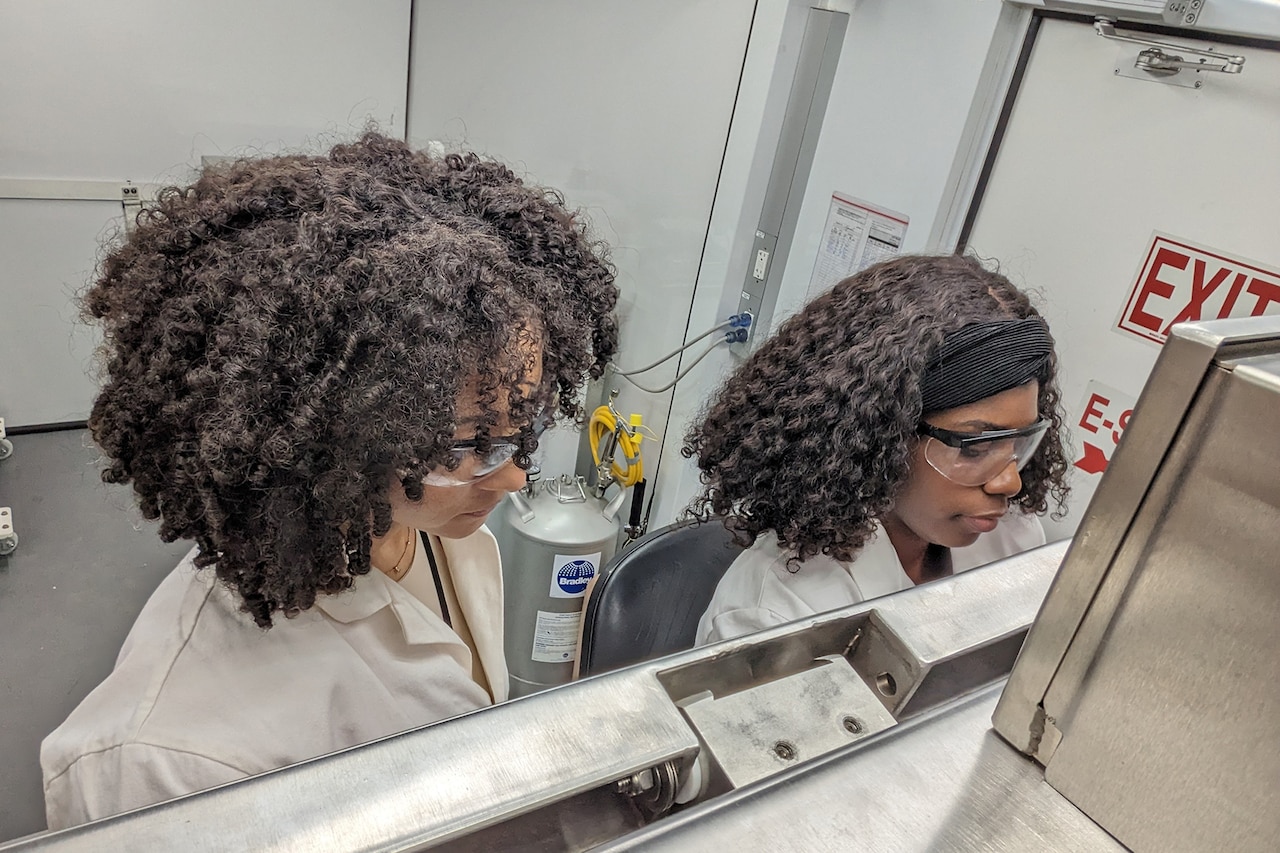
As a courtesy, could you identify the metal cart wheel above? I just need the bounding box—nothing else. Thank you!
[0,437,13,461]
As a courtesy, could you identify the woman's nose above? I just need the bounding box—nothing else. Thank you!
[983,458,1023,497]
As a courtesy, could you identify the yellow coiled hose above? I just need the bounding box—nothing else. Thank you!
[588,405,644,488]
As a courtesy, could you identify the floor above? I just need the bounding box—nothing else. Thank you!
[0,429,192,842]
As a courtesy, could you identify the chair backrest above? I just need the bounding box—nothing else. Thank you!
[578,518,745,678]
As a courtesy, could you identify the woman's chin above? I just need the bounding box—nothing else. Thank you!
[433,513,490,540]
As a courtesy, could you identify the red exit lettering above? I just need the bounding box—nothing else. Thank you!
[1128,247,1187,334]
[1118,236,1280,346]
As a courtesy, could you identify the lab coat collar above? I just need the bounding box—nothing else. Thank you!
[312,527,508,703]
[314,570,397,625]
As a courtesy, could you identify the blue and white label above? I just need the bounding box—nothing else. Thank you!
[549,552,600,599]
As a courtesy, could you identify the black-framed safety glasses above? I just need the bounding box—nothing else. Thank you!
[916,417,1051,487]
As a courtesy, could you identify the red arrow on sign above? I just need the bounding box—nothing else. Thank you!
[1074,442,1109,475]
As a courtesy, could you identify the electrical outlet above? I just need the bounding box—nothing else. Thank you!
[753,249,770,280]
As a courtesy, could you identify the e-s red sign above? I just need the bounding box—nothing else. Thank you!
[1117,235,1280,345]
[1073,381,1137,477]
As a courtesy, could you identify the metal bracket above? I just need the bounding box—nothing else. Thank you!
[121,182,143,234]
[548,474,589,505]
[0,507,16,557]
[1098,17,1244,89]
[678,653,897,790]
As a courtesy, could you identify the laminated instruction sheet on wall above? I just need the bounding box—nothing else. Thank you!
[807,193,908,299]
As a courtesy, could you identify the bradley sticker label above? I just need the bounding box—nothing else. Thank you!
[548,552,601,599]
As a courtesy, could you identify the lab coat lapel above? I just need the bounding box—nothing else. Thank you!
[437,527,509,703]
[315,571,395,623]
[847,522,916,600]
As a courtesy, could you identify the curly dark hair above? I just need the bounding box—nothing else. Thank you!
[85,131,619,627]
[683,253,1069,565]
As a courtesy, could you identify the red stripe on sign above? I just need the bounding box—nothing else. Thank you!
[830,193,909,225]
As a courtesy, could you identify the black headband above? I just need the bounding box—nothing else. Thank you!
[920,318,1053,414]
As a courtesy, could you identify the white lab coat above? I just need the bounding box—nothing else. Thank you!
[40,527,507,830]
[695,511,1046,645]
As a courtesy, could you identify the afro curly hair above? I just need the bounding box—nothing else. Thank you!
[683,253,1069,565]
[85,132,619,627]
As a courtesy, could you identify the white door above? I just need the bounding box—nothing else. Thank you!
[964,15,1280,540]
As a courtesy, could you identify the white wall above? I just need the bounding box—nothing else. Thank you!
[770,0,1007,322]
[406,0,756,507]
[0,0,411,426]
[650,0,1011,525]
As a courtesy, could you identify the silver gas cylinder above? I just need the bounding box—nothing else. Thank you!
[501,470,623,698]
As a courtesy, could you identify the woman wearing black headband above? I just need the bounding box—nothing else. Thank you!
[685,254,1069,644]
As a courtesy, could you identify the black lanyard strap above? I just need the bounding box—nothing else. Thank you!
[419,531,452,628]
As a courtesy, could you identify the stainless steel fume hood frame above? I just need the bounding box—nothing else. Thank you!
[3,543,1065,852]
[993,316,1280,853]
[7,317,1280,852]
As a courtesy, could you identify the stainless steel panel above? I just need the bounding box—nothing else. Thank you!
[597,685,1125,853]
[3,541,1065,852]
[737,7,847,345]
[1042,352,1280,852]
[5,675,700,852]
[994,317,1280,756]
[680,654,897,789]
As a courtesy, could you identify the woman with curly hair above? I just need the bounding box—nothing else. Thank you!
[40,132,618,828]
[687,254,1068,645]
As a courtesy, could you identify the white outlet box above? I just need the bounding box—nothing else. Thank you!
[753,249,770,280]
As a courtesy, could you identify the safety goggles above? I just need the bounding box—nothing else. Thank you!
[916,418,1050,487]
[422,414,550,487]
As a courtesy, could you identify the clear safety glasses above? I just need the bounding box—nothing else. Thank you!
[917,418,1050,487]
[422,415,550,487]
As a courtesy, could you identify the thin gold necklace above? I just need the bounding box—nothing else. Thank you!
[385,526,414,582]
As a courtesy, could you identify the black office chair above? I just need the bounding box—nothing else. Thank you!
[577,518,746,677]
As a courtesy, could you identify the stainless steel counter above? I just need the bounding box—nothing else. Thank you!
[599,683,1124,852]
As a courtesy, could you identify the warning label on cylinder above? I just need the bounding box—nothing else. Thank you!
[532,610,583,663]
[548,552,601,599]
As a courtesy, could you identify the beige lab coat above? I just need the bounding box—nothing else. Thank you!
[41,527,506,829]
